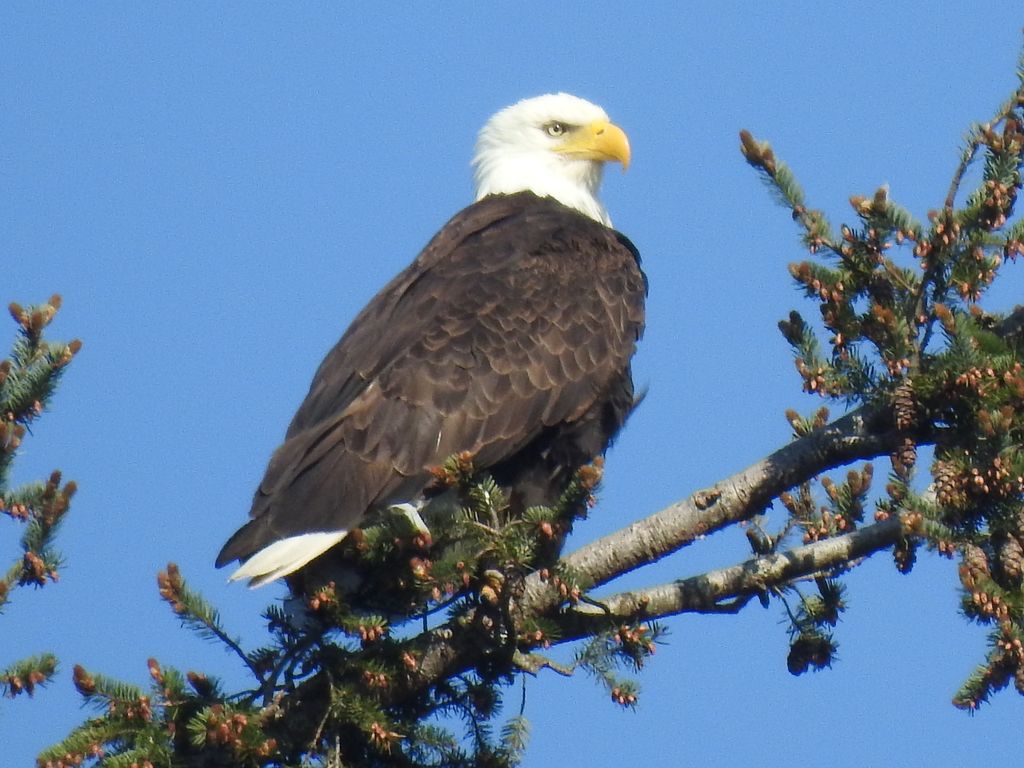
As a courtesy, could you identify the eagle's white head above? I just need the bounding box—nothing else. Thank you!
[472,93,631,227]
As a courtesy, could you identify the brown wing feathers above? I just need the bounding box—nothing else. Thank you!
[216,192,645,568]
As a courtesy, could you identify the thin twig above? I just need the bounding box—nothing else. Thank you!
[945,138,984,213]
[189,610,262,683]
[942,89,1020,210]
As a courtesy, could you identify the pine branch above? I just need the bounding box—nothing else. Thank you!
[550,516,905,642]
[1,653,58,698]
[156,563,259,679]
[944,85,1024,211]
[1,296,78,730]
[377,407,913,704]
[1,297,79,615]
[522,405,908,615]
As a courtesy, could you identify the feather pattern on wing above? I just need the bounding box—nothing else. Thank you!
[216,192,646,576]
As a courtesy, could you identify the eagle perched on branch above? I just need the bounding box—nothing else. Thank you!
[217,93,646,587]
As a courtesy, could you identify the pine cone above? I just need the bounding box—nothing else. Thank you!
[787,633,834,676]
[1013,507,1024,540]
[891,437,917,480]
[963,543,991,577]
[988,657,1015,691]
[894,538,917,574]
[994,533,1024,588]
[933,458,965,508]
[893,379,916,430]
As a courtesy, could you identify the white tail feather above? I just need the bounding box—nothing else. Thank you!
[228,531,347,588]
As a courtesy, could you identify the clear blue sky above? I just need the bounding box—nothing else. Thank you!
[4,4,1023,766]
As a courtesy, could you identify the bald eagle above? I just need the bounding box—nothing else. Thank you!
[217,93,646,587]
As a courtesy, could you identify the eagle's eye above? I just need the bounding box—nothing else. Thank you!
[544,122,568,137]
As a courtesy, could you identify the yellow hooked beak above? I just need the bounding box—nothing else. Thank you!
[553,120,631,170]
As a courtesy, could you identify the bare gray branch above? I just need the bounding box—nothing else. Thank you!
[551,516,905,642]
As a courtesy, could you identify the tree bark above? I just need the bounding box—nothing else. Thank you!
[407,405,910,696]
[522,405,902,614]
[550,516,905,642]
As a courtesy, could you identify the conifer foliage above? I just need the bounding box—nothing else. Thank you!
[740,50,1024,708]
[40,454,625,767]
[1,296,80,702]
[31,46,1024,768]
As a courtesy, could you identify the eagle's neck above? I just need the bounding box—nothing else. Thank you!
[472,150,611,227]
